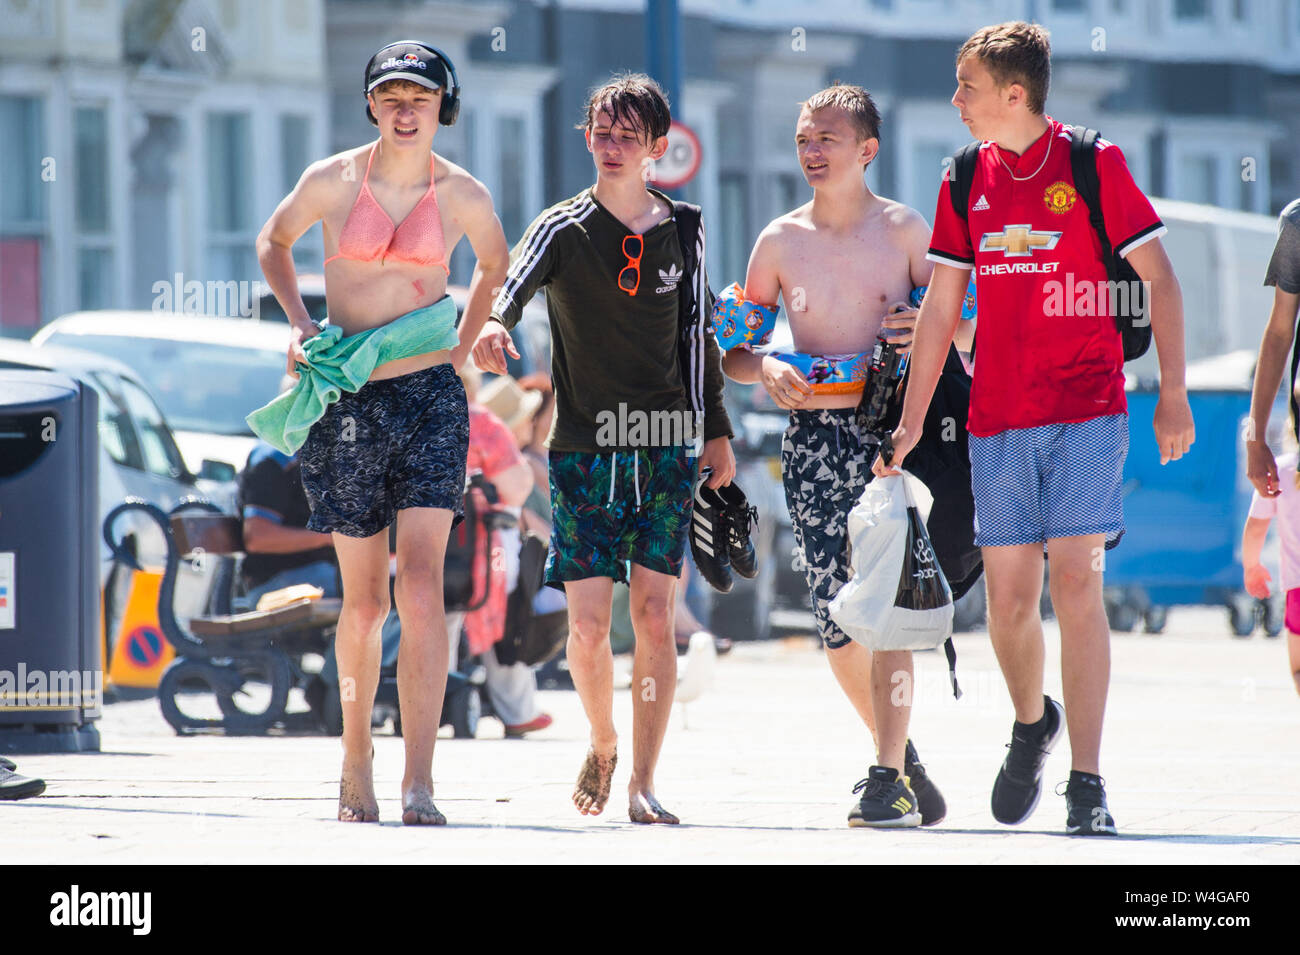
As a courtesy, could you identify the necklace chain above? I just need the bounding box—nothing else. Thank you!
[997,133,1053,182]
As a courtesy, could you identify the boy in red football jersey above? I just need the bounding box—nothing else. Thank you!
[876,21,1195,835]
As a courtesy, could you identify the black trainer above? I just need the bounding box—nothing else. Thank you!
[0,763,45,800]
[689,475,733,593]
[904,739,946,827]
[848,765,922,828]
[991,695,1064,825]
[714,482,759,579]
[1061,771,1117,836]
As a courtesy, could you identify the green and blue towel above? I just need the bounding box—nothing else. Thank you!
[246,296,459,454]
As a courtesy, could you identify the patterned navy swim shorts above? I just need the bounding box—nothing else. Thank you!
[781,408,880,650]
[299,363,468,539]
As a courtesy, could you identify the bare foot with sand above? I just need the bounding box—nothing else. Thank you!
[628,787,679,825]
[573,747,617,816]
[401,783,446,826]
[338,753,379,823]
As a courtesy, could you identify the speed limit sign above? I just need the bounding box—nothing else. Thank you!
[649,120,702,190]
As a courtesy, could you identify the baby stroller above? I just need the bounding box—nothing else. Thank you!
[432,473,569,737]
[372,471,568,738]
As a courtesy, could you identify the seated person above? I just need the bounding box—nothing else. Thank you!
[239,440,340,608]
[237,430,379,694]
[454,366,553,737]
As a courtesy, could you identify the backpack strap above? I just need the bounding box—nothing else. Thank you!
[673,201,701,300]
[673,201,702,335]
[1069,126,1116,270]
[946,143,982,359]
[948,141,982,220]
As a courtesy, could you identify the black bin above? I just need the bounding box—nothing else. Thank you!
[0,371,101,753]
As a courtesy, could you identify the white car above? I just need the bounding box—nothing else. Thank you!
[0,339,217,583]
[33,312,292,484]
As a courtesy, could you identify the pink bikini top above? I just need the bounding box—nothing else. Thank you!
[325,145,449,271]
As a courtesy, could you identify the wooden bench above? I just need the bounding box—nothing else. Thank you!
[169,513,341,649]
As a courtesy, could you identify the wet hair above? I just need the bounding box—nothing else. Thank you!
[577,72,671,144]
[799,83,882,145]
[957,21,1051,115]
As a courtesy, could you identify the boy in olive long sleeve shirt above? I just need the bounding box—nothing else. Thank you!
[475,75,734,825]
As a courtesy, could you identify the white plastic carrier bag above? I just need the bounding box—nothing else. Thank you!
[828,470,953,651]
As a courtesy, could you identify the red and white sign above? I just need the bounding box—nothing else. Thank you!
[649,120,702,190]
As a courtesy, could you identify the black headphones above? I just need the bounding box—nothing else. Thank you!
[364,41,461,128]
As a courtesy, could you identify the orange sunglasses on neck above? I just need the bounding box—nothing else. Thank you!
[618,234,643,296]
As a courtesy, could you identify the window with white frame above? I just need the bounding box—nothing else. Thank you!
[0,94,47,331]
[1173,0,1209,20]
[910,141,951,220]
[1179,153,1218,204]
[497,114,527,244]
[774,173,801,220]
[279,113,319,270]
[719,173,748,291]
[206,111,256,285]
[75,105,113,310]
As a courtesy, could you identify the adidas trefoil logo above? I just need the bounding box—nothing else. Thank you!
[656,263,683,294]
[972,193,991,212]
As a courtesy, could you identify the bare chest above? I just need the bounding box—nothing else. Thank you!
[779,227,914,352]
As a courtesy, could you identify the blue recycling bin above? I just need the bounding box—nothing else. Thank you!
[1105,389,1255,627]
[0,370,101,753]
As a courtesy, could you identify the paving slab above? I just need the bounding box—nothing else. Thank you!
[5,606,1298,864]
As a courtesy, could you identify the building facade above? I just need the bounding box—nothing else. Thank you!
[3,0,1295,333]
[0,0,328,332]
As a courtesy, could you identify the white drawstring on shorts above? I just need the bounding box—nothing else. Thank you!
[605,450,644,510]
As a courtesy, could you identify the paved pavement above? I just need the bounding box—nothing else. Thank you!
[5,607,1298,864]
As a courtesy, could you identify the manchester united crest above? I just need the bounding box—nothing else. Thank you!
[1043,181,1078,215]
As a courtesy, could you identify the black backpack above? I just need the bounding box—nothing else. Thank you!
[948,126,1151,361]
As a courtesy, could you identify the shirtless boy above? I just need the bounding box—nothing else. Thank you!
[720,84,946,828]
[254,41,509,824]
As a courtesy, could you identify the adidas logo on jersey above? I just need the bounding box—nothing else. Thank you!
[972,193,990,211]
[656,263,683,293]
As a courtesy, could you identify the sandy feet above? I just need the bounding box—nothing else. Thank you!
[338,754,379,823]
[628,788,679,825]
[401,784,447,826]
[573,747,618,816]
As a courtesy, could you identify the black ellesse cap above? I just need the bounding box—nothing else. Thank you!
[364,42,450,96]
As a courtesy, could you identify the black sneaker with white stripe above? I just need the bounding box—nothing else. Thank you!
[690,476,733,593]
[714,482,759,579]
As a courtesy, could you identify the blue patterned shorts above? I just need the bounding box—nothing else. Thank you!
[781,408,880,650]
[299,363,468,539]
[968,413,1128,548]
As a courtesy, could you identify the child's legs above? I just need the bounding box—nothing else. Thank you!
[1281,590,1300,696]
[1288,632,1300,697]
